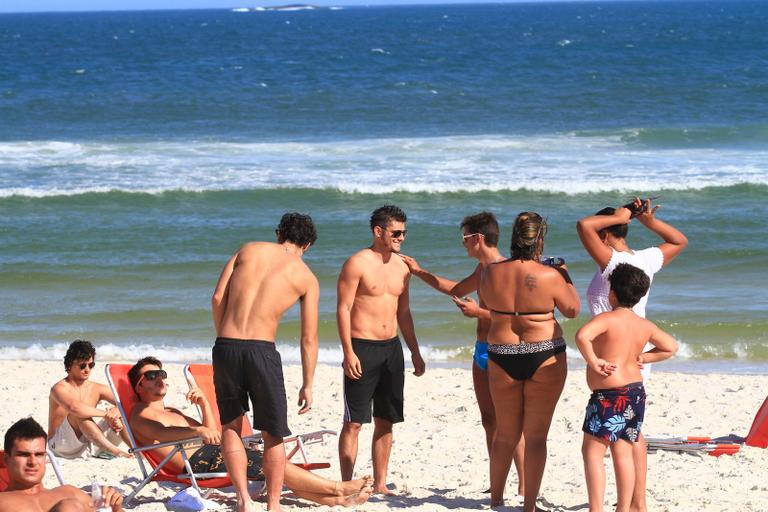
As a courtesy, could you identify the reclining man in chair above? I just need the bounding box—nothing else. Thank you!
[0,417,123,512]
[128,357,373,507]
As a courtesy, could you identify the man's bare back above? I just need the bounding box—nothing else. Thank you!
[213,241,318,341]
[575,264,678,390]
[582,309,655,388]
[211,212,319,512]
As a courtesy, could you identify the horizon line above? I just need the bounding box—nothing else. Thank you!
[0,0,731,16]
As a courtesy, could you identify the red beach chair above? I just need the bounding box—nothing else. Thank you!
[105,363,235,506]
[744,395,768,448]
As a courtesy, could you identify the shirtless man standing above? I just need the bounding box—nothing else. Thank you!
[337,205,425,494]
[399,212,525,494]
[211,212,320,512]
[0,417,123,512]
[48,340,128,459]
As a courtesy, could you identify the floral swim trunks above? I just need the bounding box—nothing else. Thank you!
[582,381,646,443]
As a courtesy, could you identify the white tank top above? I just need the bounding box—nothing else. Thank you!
[586,247,664,318]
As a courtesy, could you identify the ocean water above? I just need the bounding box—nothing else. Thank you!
[1,2,767,373]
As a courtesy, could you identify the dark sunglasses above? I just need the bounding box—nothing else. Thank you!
[142,369,167,382]
[389,229,408,238]
[79,362,96,370]
[135,369,168,391]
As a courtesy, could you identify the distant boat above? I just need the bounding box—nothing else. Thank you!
[231,4,329,12]
[266,5,318,11]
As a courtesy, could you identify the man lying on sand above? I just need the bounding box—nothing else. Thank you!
[128,356,373,507]
[48,340,128,459]
[0,417,123,512]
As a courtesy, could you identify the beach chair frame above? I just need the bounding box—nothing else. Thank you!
[183,363,337,469]
[46,448,66,486]
[645,395,768,457]
[645,437,741,457]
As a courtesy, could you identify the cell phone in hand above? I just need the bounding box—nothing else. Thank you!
[540,257,565,266]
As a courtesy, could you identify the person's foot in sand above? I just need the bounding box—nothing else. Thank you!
[283,476,373,507]
[372,482,398,495]
[337,475,373,496]
[341,487,372,507]
[491,500,545,512]
[109,446,131,458]
[237,497,259,512]
[486,485,523,495]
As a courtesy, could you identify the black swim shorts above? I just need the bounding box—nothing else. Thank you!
[343,336,405,424]
[212,337,291,438]
[188,443,265,480]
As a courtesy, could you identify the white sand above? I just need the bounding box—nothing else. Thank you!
[4,360,767,511]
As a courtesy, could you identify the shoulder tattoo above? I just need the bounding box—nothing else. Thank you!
[524,273,537,291]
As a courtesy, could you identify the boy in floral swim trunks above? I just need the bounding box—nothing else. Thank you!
[575,263,678,512]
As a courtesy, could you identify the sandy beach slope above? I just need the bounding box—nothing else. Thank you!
[3,360,766,511]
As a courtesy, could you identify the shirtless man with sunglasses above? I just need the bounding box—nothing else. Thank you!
[48,339,129,459]
[337,205,425,495]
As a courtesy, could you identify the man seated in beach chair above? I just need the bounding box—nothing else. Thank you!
[129,357,373,507]
[0,417,123,512]
[48,340,129,459]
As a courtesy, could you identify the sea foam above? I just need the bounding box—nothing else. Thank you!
[0,342,464,365]
[1,134,767,198]
[0,339,757,365]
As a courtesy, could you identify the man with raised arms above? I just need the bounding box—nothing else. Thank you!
[0,417,123,512]
[48,339,129,459]
[337,205,425,495]
[399,211,525,494]
[211,212,320,512]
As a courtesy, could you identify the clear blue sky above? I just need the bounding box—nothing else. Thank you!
[1,0,571,14]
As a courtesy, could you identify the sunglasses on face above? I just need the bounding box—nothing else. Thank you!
[79,362,96,370]
[135,369,168,391]
[462,233,482,241]
[389,230,407,238]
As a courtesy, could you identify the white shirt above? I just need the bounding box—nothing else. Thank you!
[586,247,664,318]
